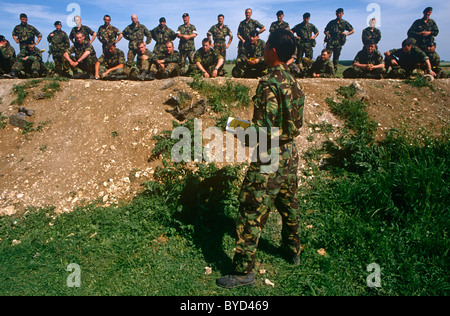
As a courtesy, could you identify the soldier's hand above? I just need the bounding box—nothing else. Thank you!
[50,33,54,37]
[212,69,218,78]
[23,56,28,61]
[203,71,210,78]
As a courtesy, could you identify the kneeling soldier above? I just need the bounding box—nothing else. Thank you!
[11,39,45,78]
[0,35,16,78]
[63,32,98,79]
[125,42,156,81]
[232,30,267,78]
[150,41,181,79]
[343,42,385,79]
[193,38,224,78]
[308,49,335,78]
[95,42,126,80]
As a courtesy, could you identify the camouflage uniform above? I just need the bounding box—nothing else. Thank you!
[343,48,384,78]
[237,19,265,47]
[97,48,126,78]
[362,27,381,46]
[324,18,354,69]
[12,46,45,77]
[177,23,198,70]
[97,24,122,49]
[12,24,42,50]
[207,23,232,60]
[308,56,336,78]
[151,25,176,55]
[192,47,224,76]
[69,25,95,43]
[233,39,267,78]
[233,63,305,274]
[291,22,319,60]
[426,50,447,79]
[65,42,98,76]
[0,41,16,75]
[122,23,152,64]
[269,21,290,33]
[125,48,156,79]
[47,29,70,75]
[407,18,439,53]
[150,50,181,78]
[386,46,429,78]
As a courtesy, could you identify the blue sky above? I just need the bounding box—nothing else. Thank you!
[0,0,448,61]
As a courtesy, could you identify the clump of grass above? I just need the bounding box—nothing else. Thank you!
[404,76,435,91]
[0,112,7,129]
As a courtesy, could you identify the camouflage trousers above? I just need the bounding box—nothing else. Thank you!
[233,58,267,78]
[52,53,66,75]
[64,55,97,76]
[233,141,301,274]
[213,42,227,60]
[0,58,14,75]
[326,43,343,70]
[179,50,195,74]
[12,59,45,76]
[343,67,384,79]
[297,43,314,60]
[150,62,180,78]
[153,43,166,55]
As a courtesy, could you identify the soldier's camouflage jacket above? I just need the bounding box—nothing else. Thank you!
[69,25,95,43]
[98,48,125,69]
[177,24,197,51]
[291,22,319,47]
[207,24,232,43]
[309,57,335,78]
[407,18,439,51]
[389,46,429,70]
[66,41,98,63]
[156,49,181,64]
[269,21,290,33]
[137,48,156,68]
[122,23,152,50]
[237,19,264,42]
[427,51,440,68]
[353,48,384,66]
[252,63,304,142]
[324,18,353,47]
[0,41,16,61]
[238,39,265,63]
[194,47,223,71]
[97,24,122,47]
[362,27,381,46]
[12,24,42,47]
[151,25,176,46]
[16,46,43,63]
[47,29,70,56]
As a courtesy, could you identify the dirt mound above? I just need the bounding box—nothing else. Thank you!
[0,77,448,215]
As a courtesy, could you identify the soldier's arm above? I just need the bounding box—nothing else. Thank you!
[12,27,20,44]
[431,21,439,37]
[227,28,233,47]
[144,27,152,44]
[34,27,43,45]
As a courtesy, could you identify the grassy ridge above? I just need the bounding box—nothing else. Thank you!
[0,80,448,296]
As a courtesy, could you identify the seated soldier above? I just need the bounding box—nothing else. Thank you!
[124,42,156,81]
[384,38,435,79]
[232,30,267,78]
[308,49,335,78]
[0,35,16,78]
[192,38,224,78]
[426,42,447,79]
[11,38,45,78]
[95,42,126,80]
[63,31,98,79]
[286,46,314,78]
[343,42,385,79]
[150,41,181,79]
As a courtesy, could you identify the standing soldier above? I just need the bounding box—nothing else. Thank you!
[69,16,97,44]
[97,15,123,50]
[11,39,45,78]
[123,15,152,66]
[217,29,305,289]
[176,13,198,75]
[0,35,16,78]
[151,17,176,55]
[324,8,354,70]
[94,42,125,80]
[193,38,225,78]
[362,18,381,46]
[407,7,439,53]
[291,12,319,61]
[63,32,98,79]
[48,21,70,76]
[12,13,42,50]
[207,14,233,64]
[232,30,267,78]
[237,8,266,48]
[269,10,290,33]
[150,41,182,79]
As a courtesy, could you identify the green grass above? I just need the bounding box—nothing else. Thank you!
[0,83,448,296]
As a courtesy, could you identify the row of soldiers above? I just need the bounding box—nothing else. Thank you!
[0,7,446,80]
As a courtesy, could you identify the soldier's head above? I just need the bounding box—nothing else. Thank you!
[402,38,414,53]
[25,39,35,51]
[165,41,174,54]
[265,28,296,65]
[202,38,212,53]
[74,16,82,27]
[369,18,376,28]
[245,9,252,20]
[104,15,111,26]
[138,42,147,54]
[303,13,311,23]
[20,13,28,25]
[321,49,331,61]
[182,13,190,25]
[218,14,224,24]
[159,17,166,27]
[54,21,62,31]
[106,42,116,55]
[75,31,85,45]
[276,11,284,22]
[131,15,139,25]
[249,30,259,44]
[366,42,377,54]
[0,35,7,46]
[336,8,344,19]
[423,7,432,19]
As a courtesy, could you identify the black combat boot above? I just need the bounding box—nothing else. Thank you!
[216,272,255,289]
